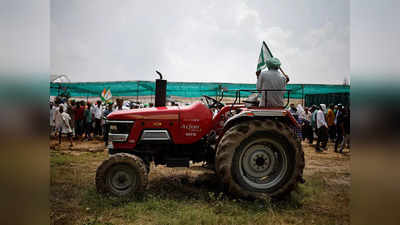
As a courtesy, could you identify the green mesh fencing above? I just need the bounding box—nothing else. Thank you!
[50,81,349,99]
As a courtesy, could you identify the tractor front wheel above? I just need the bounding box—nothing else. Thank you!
[215,120,304,199]
[96,153,148,197]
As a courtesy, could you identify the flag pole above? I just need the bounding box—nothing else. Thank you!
[263,41,288,77]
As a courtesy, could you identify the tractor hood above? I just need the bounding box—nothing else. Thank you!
[107,106,180,121]
[107,102,213,145]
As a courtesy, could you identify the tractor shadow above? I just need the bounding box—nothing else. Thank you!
[146,165,305,210]
[147,166,222,200]
[82,165,305,215]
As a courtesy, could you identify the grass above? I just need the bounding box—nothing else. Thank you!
[77,180,327,225]
[50,153,74,167]
[50,140,350,225]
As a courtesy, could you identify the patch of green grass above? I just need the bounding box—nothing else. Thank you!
[77,175,335,225]
[50,153,74,167]
[271,177,325,211]
[51,148,350,225]
[61,175,348,225]
[79,189,315,225]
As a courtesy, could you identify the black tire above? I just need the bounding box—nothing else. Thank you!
[215,120,305,199]
[96,153,148,197]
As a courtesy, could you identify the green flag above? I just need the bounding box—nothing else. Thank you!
[257,41,273,71]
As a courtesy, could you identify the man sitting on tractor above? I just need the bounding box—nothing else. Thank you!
[256,57,290,108]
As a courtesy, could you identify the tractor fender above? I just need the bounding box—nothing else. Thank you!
[223,109,299,133]
[223,111,254,132]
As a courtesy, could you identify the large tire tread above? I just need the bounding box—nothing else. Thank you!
[215,119,305,199]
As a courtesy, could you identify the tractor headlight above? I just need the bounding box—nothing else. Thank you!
[106,120,134,143]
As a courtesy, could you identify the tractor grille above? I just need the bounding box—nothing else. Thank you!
[140,130,170,141]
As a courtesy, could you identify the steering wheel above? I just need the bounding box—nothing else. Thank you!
[202,95,224,109]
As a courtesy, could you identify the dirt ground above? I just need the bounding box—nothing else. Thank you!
[50,138,350,225]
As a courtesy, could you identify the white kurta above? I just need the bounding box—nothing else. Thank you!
[256,69,286,107]
[53,107,63,130]
[316,110,327,129]
[61,112,72,133]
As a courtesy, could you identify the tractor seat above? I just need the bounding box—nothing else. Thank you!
[243,99,258,104]
[243,93,259,107]
[244,100,259,108]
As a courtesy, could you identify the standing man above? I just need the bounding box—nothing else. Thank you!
[256,57,289,108]
[58,106,74,147]
[344,106,350,149]
[53,99,63,141]
[326,104,336,142]
[73,101,84,139]
[316,104,328,152]
[335,105,345,153]
[103,102,114,146]
[68,100,76,137]
[49,102,55,136]
[295,104,306,140]
[93,100,103,137]
[84,102,93,141]
[311,105,318,143]
[289,103,298,116]
[115,98,129,111]
[333,105,337,115]
[303,107,313,144]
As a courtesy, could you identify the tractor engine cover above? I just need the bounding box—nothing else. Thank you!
[107,102,213,148]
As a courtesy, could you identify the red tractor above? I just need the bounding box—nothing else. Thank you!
[96,84,305,199]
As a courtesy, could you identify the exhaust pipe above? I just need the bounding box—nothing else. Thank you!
[155,71,167,107]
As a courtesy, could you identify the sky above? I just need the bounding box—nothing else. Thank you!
[351,0,400,78]
[50,0,350,84]
[0,0,48,77]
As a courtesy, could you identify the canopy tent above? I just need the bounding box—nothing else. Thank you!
[50,81,350,99]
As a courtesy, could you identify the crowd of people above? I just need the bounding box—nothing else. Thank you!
[50,95,350,153]
[289,103,350,153]
[49,97,154,147]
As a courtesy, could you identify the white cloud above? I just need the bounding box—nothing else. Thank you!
[0,0,49,76]
[351,0,400,77]
[51,0,349,84]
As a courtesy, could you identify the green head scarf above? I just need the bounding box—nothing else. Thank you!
[266,57,281,70]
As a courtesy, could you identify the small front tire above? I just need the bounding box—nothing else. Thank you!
[96,153,148,197]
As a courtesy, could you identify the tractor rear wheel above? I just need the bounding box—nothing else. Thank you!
[96,153,148,197]
[215,120,304,199]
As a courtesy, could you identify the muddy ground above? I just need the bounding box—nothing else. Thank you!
[50,138,350,225]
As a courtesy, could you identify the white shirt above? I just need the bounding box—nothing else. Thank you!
[53,106,63,129]
[50,106,55,126]
[93,105,103,119]
[90,105,96,116]
[316,110,327,129]
[61,112,72,133]
[305,111,312,122]
[256,69,287,107]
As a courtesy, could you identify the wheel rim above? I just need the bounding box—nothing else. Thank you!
[107,165,137,195]
[238,138,288,190]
